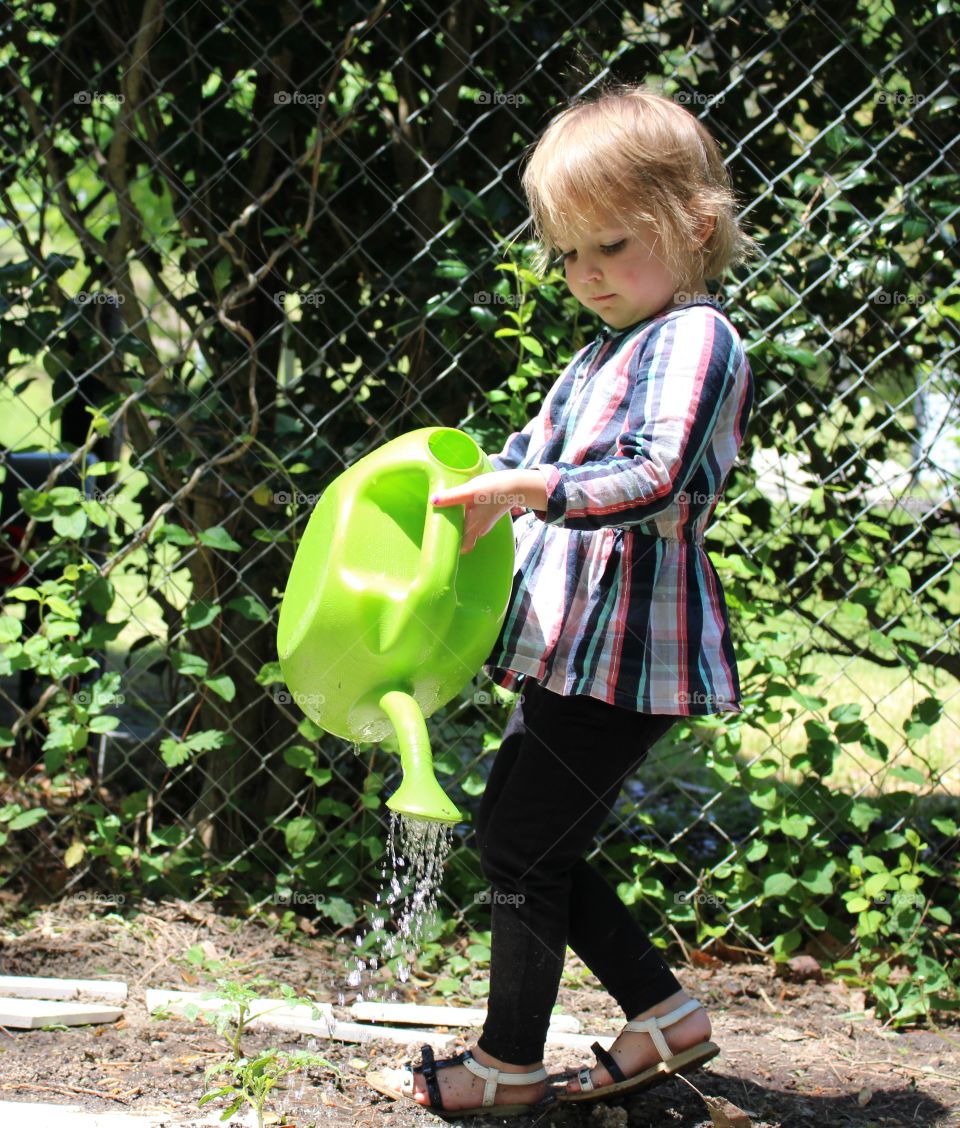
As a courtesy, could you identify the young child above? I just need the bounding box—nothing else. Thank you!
[367,83,755,1118]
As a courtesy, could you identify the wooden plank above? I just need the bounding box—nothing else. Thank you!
[350,1000,581,1033]
[144,989,608,1051]
[0,997,123,1029]
[145,989,453,1049]
[146,988,333,1024]
[0,1098,257,1126]
[0,975,127,1003]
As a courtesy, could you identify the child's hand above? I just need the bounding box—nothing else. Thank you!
[430,475,514,554]
[431,470,545,554]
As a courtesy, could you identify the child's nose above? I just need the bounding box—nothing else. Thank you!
[576,256,603,282]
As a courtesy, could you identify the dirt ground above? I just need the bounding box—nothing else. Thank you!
[0,896,957,1128]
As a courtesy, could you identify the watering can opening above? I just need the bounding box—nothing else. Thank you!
[426,428,483,473]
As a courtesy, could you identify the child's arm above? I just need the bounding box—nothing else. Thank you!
[538,312,749,531]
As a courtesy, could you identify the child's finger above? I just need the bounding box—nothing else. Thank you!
[430,485,475,507]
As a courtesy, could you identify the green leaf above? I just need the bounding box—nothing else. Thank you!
[763,872,797,898]
[886,565,912,590]
[864,872,891,899]
[160,729,226,767]
[799,862,835,895]
[780,814,810,838]
[52,509,88,538]
[829,703,861,723]
[317,896,355,928]
[197,526,242,552]
[45,595,77,618]
[856,520,890,540]
[434,259,468,279]
[184,601,221,630]
[204,675,236,702]
[284,816,316,856]
[802,904,829,930]
[226,596,270,622]
[171,650,208,678]
[155,522,196,546]
[889,765,925,785]
[846,896,871,913]
[85,461,121,476]
[0,616,23,643]
[283,745,314,770]
[8,807,47,831]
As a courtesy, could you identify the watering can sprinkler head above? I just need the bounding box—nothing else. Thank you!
[378,689,462,823]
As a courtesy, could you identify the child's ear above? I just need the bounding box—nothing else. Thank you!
[695,214,716,247]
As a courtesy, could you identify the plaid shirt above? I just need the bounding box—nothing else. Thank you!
[482,297,753,715]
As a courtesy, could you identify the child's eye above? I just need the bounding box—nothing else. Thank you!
[601,239,626,254]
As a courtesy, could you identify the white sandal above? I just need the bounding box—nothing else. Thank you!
[559,997,720,1103]
[367,1043,555,1119]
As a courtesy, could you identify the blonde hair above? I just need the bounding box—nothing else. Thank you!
[520,83,756,292]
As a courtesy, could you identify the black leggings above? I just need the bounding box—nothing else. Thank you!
[474,677,683,1064]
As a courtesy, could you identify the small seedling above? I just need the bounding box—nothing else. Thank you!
[200,1047,337,1128]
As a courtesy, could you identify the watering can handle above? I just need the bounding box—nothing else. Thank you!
[378,500,462,654]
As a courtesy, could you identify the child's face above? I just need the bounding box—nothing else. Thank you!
[557,217,686,330]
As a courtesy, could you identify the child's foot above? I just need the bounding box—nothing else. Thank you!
[565,989,712,1094]
[408,1043,548,1110]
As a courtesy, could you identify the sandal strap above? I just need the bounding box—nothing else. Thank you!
[590,1039,627,1085]
[416,1044,446,1110]
[623,997,703,1062]
[461,1050,547,1108]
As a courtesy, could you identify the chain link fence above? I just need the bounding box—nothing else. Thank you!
[0,0,957,982]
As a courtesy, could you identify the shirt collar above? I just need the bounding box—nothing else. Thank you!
[598,294,725,342]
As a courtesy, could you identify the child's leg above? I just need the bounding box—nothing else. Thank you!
[567,856,683,1014]
[474,679,676,1064]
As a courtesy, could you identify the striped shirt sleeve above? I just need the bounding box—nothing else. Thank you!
[539,310,742,531]
[488,415,538,473]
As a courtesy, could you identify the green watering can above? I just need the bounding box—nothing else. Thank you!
[276,427,515,824]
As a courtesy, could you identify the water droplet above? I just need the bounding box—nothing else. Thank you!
[340,810,454,997]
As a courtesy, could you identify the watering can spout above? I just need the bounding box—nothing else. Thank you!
[378,689,462,824]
